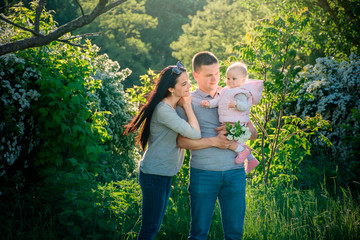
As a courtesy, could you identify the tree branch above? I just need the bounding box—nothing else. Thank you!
[250,112,270,140]
[34,0,46,34]
[0,0,127,56]
[57,39,87,48]
[266,109,283,179]
[61,32,102,41]
[274,128,310,153]
[74,0,85,16]
[0,13,40,36]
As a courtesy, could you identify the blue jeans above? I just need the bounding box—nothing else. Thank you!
[138,171,172,240]
[188,168,246,240]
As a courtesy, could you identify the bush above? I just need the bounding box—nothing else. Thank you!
[91,52,139,181]
[291,53,360,187]
[0,43,139,237]
[0,3,139,238]
[0,53,41,177]
[56,179,142,239]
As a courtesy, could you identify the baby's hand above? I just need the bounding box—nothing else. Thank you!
[228,101,237,108]
[201,100,210,108]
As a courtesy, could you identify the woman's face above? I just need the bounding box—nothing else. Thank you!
[172,71,191,97]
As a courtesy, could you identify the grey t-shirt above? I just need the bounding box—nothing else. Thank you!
[140,102,201,176]
[176,88,244,171]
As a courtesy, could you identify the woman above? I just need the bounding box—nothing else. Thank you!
[124,62,201,239]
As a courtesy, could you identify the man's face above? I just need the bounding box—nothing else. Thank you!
[193,63,220,95]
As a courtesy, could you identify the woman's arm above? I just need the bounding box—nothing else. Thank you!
[178,96,201,134]
[157,102,201,139]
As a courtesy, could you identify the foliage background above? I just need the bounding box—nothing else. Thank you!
[0,0,359,239]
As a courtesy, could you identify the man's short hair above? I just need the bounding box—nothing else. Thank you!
[192,51,218,73]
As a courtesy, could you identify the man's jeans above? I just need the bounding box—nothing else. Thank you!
[137,171,172,240]
[188,168,246,240]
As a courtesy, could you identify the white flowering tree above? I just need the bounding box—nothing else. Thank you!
[0,54,41,176]
[91,51,140,179]
[292,54,360,185]
[0,0,140,178]
[0,45,137,178]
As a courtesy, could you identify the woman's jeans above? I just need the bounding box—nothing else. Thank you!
[137,171,172,240]
[188,168,246,240]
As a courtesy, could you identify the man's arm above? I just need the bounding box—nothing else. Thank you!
[177,120,258,150]
[177,121,258,150]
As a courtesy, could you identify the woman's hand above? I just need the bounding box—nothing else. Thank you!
[177,96,192,107]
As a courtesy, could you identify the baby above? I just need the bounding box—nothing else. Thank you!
[201,62,263,173]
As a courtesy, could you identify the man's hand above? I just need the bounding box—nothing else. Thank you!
[213,124,232,149]
[177,123,233,150]
[214,123,226,133]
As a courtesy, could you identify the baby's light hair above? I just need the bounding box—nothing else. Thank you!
[227,62,248,80]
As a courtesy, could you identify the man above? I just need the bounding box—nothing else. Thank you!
[176,51,258,239]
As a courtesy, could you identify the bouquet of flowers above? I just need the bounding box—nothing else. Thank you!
[225,121,251,143]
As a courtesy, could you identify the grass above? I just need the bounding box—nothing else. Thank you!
[1,178,359,239]
[243,181,360,240]
[157,180,360,240]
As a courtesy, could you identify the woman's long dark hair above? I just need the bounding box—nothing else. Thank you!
[124,65,185,150]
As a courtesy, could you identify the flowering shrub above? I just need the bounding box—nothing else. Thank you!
[90,49,140,180]
[0,43,138,182]
[295,54,360,148]
[292,53,360,184]
[0,3,140,237]
[0,54,41,176]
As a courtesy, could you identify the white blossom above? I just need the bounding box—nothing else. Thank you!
[293,53,360,158]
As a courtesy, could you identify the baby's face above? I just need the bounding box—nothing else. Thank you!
[226,68,246,88]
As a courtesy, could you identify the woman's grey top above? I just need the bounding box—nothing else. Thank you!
[140,101,201,176]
